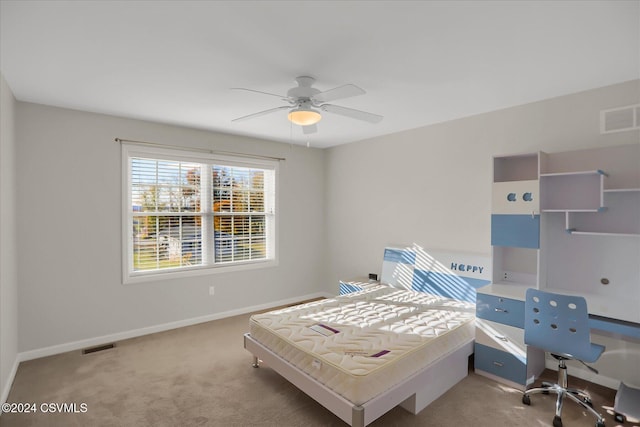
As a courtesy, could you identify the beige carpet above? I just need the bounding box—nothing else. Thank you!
[1,311,625,427]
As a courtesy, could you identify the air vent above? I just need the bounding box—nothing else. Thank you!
[82,343,115,355]
[600,104,639,134]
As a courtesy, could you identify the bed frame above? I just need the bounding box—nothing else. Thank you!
[244,247,489,426]
[244,332,473,427]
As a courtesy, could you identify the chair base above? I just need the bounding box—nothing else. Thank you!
[522,361,605,427]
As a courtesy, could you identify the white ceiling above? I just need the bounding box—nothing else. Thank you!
[1,1,638,148]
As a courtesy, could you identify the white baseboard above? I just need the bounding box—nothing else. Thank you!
[1,357,19,405]
[18,291,332,363]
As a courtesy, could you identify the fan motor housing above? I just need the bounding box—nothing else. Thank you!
[287,76,320,100]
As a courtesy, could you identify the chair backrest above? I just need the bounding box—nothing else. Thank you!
[524,288,596,362]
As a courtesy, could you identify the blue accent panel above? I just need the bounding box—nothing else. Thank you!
[339,283,363,295]
[475,343,526,385]
[491,214,540,248]
[589,315,640,340]
[412,270,490,303]
[476,293,525,328]
[383,248,415,264]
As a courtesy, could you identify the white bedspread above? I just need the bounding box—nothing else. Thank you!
[250,285,475,405]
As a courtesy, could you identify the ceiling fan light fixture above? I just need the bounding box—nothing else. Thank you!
[288,108,322,126]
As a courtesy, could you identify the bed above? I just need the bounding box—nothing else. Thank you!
[244,247,491,426]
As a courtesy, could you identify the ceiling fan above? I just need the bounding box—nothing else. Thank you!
[231,76,383,134]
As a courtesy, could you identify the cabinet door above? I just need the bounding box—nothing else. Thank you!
[491,214,540,249]
[492,180,539,214]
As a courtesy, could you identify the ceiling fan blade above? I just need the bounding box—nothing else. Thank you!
[313,84,365,103]
[232,105,290,122]
[231,87,291,102]
[321,104,383,124]
[302,124,317,134]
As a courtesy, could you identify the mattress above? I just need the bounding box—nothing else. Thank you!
[249,285,475,405]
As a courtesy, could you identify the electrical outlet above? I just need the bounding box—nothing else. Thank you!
[209,286,215,296]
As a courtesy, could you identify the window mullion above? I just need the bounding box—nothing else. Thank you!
[201,164,214,266]
[154,216,160,269]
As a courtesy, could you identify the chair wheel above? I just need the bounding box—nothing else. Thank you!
[614,413,625,423]
[522,394,530,405]
[553,415,563,427]
[595,420,605,427]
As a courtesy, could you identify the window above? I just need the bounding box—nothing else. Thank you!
[123,144,277,283]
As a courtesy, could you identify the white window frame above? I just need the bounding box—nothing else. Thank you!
[122,143,278,284]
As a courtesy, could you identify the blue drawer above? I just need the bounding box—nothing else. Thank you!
[491,214,540,249]
[476,293,524,328]
[475,343,526,385]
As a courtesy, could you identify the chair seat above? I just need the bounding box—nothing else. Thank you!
[550,342,605,364]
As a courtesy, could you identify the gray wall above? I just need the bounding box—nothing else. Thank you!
[325,80,639,286]
[0,74,18,401]
[16,103,327,354]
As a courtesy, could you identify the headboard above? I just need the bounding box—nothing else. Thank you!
[380,246,491,303]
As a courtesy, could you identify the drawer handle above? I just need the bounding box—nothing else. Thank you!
[495,335,508,342]
[494,308,509,313]
[493,361,504,367]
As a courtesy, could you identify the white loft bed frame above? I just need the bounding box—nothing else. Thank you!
[244,333,473,427]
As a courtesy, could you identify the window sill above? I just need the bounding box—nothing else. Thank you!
[123,258,278,284]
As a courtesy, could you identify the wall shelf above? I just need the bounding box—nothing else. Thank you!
[543,209,604,213]
[563,190,640,236]
[604,188,640,193]
[540,170,605,212]
[569,231,640,237]
[539,170,607,177]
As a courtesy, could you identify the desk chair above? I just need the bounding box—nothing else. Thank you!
[522,288,606,427]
